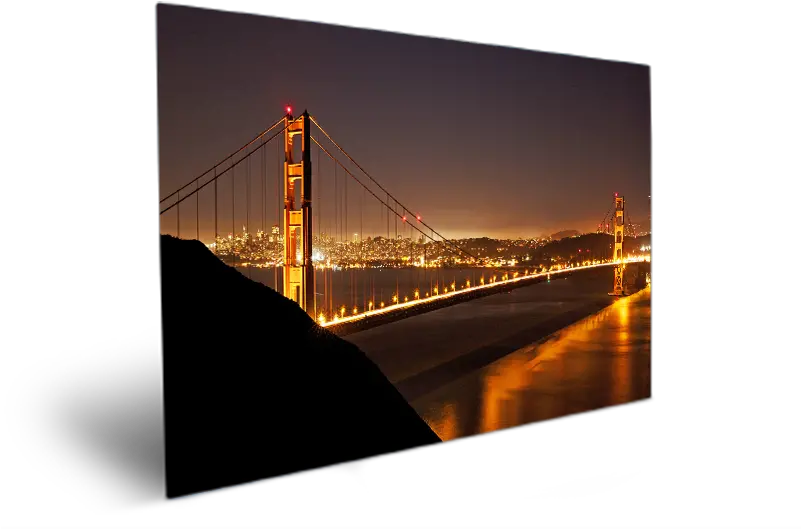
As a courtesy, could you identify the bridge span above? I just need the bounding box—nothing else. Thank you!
[159,109,647,326]
[326,258,649,335]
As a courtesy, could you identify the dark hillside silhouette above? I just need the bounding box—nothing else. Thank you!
[160,235,441,498]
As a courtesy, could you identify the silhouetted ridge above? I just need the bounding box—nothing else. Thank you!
[160,235,441,498]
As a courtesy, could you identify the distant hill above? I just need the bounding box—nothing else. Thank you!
[532,232,651,264]
[550,230,580,240]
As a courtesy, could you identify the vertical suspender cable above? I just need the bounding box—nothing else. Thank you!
[231,157,235,267]
[214,167,217,250]
[278,136,281,232]
[264,135,267,236]
[246,148,251,279]
[394,199,398,304]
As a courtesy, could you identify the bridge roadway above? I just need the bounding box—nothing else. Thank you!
[344,267,651,437]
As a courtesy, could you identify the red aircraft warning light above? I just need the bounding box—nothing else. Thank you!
[416,215,421,222]
[285,105,292,115]
[402,215,407,222]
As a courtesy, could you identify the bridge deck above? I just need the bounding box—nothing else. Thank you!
[410,285,651,440]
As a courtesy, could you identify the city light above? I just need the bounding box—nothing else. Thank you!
[206,223,649,328]
[213,228,562,272]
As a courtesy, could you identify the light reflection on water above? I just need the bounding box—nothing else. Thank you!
[416,286,651,441]
[426,401,460,441]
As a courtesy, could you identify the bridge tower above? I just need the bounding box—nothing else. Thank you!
[282,109,315,316]
[612,193,625,295]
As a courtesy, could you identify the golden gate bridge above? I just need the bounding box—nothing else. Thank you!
[159,107,647,331]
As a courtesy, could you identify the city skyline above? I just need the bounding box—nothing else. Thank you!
[158,5,651,242]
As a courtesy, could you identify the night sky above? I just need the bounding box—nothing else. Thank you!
[157,4,650,242]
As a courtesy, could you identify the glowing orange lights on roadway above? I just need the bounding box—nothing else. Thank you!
[319,257,648,329]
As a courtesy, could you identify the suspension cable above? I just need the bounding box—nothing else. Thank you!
[246,146,250,238]
[311,136,472,262]
[262,137,266,234]
[159,116,285,204]
[160,117,298,215]
[231,157,235,262]
[246,145,251,278]
[310,115,477,260]
[214,166,217,245]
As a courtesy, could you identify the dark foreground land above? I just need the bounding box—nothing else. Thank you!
[153,237,655,516]
[160,236,440,498]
